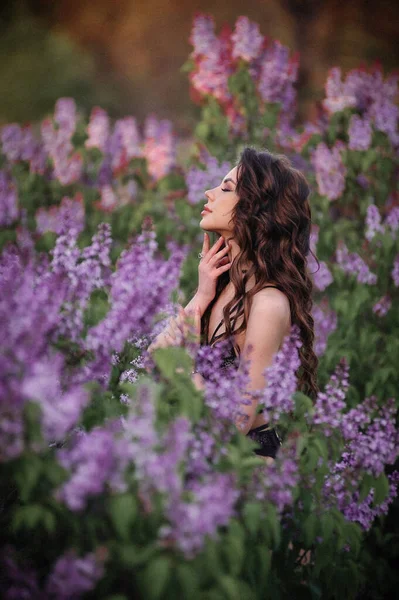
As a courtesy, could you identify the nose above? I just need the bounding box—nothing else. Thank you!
[204,189,213,201]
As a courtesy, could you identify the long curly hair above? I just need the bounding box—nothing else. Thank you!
[200,146,319,400]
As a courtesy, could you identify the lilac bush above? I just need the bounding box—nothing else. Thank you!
[0,11,398,600]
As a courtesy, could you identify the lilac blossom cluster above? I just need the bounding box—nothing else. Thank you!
[55,425,131,510]
[311,141,347,201]
[391,254,399,287]
[159,472,239,558]
[308,225,333,291]
[49,222,113,343]
[231,16,264,62]
[254,40,299,116]
[312,359,350,434]
[244,443,299,514]
[83,231,188,386]
[0,231,91,459]
[312,301,338,356]
[189,14,233,104]
[365,203,385,241]
[348,115,372,151]
[0,546,105,600]
[41,98,83,185]
[195,337,254,426]
[0,169,19,226]
[36,193,85,236]
[323,396,399,529]
[372,295,392,317]
[185,148,232,204]
[323,66,399,147]
[257,325,302,423]
[335,243,377,285]
[188,14,298,127]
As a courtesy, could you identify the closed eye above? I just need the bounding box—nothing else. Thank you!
[221,188,231,192]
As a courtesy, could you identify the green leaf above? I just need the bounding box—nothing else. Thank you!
[243,502,261,536]
[218,575,241,600]
[140,555,172,600]
[108,494,137,540]
[176,564,200,597]
[14,455,42,502]
[152,346,193,380]
[372,472,390,506]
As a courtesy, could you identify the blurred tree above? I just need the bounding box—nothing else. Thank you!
[0,1,124,124]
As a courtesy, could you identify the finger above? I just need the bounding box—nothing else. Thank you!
[204,235,224,263]
[210,243,230,264]
[202,232,210,255]
[216,260,232,273]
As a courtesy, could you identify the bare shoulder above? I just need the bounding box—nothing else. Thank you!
[250,285,291,326]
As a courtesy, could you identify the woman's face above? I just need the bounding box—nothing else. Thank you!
[200,166,240,236]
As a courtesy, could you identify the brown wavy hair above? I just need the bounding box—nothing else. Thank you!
[200,146,319,400]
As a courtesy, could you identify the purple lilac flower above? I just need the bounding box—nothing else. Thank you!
[45,550,105,599]
[0,546,40,599]
[0,169,19,226]
[231,16,264,62]
[143,115,176,181]
[369,96,399,146]
[85,106,110,151]
[189,19,233,104]
[117,116,143,159]
[49,223,112,343]
[340,395,376,441]
[21,352,89,443]
[323,67,357,113]
[159,472,239,558]
[185,150,232,204]
[392,254,399,286]
[372,295,391,317]
[348,115,372,151]
[39,98,82,185]
[311,142,347,200]
[324,397,398,529]
[244,443,299,513]
[384,206,399,236]
[56,427,120,510]
[307,225,333,291]
[342,471,399,530]
[1,123,37,163]
[312,359,349,434]
[365,203,384,241]
[336,243,377,284]
[36,193,85,236]
[257,325,302,423]
[54,97,77,140]
[323,67,399,146]
[255,41,298,115]
[312,301,338,356]
[0,241,73,459]
[83,230,187,386]
[195,337,253,428]
[189,13,219,57]
[356,173,370,189]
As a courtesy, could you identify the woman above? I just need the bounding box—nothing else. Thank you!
[148,147,318,460]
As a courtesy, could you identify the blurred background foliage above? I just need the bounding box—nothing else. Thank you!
[1,0,399,130]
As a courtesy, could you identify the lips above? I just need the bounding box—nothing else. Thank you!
[202,206,212,213]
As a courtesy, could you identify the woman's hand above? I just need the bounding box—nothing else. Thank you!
[147,305,201,353]
[197,233,232,303]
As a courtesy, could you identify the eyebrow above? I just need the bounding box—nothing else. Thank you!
[222,178,236,185]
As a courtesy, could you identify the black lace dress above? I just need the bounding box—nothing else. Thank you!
[205,286,282,459]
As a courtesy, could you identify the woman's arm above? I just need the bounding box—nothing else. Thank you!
[234,289,291,435]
